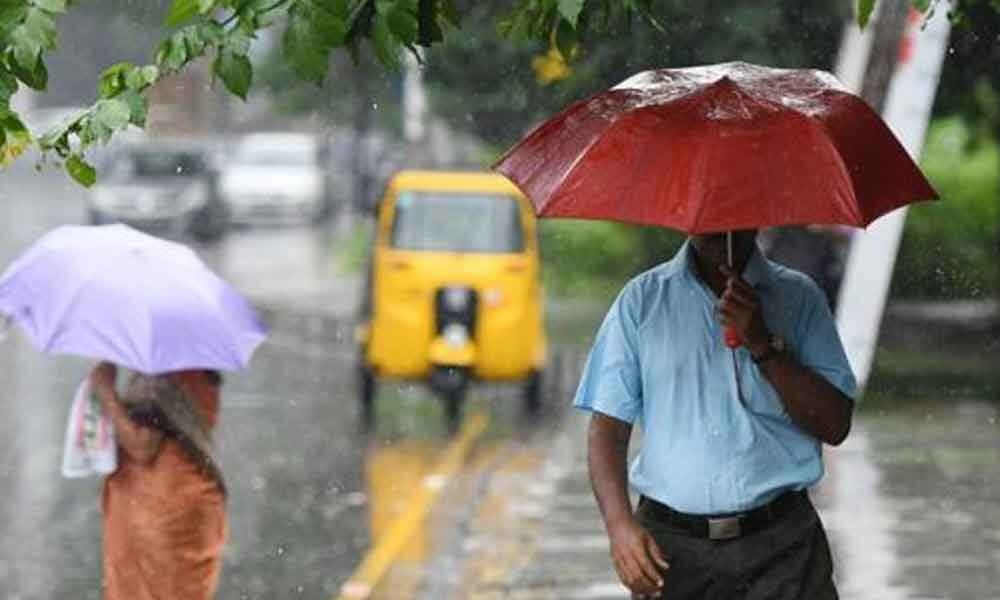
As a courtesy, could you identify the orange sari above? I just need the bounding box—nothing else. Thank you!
[102,372,227,600]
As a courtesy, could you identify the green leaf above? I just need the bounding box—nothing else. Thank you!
[33,0,67,13]
[0,127,31,167]
[857,0,876,28]
[10,55,47,90]
[99,62,133,98]
[384,3,419,45]
[156,35,189,71]
[9,6,57,78]
[22,6,57,48]
[37,109,84,150]
[94,98,132,131]
[121,91,148,127]
[197,21,225,45]
[0,69,18,103]
[911,0,930,11]
[283,2,336,83]
[416,0,441,46]
[66,154,96,187]
[181,26,207,56]
[166,0,199,26]
[0,109,28,134]
[214,50,252,99]
[557,0,584,27]
[371,16,401,69]
[225,29,253,55]
[198,0,216,14]
[125,65,160,90]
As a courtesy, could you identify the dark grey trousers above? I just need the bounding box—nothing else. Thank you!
[633,496,837,600]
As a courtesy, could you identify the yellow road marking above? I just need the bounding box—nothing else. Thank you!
[335,411,490,600]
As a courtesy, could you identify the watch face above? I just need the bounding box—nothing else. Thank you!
[772,336,786,352]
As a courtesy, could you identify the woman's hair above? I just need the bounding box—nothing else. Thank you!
[120,374,176,429]
[203,370,223,387]
[120,372,226,495]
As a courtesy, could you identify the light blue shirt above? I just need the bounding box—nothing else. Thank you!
[574,241,856,515]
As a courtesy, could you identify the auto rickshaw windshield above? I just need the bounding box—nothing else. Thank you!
[390,191,525,254]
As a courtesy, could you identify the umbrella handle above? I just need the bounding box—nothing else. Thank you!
[723,232,742,348]
[724,326,742,348]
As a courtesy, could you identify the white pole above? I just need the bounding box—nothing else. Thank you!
[834,4,951,387]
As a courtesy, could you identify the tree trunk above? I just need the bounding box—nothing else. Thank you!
[858,0,911,112]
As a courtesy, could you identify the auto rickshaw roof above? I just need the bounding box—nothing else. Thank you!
[387,170,526,198]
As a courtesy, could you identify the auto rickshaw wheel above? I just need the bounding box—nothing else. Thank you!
[522,371,543,417]
[431,366,467,434]
[358,367,376,432]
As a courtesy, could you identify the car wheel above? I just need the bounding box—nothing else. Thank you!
[190,210,227,243]
[358,366,376,433]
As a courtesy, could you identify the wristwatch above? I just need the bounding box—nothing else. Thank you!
[751,335,786,365]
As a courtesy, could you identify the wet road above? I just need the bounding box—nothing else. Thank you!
[0,166,371,598]
[1,166,998,600]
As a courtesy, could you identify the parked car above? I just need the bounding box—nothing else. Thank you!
[356,170,548,432]
[219,133,333,226]
[86,141,227,242]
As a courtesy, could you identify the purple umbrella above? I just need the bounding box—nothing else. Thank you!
[0,224,267,374]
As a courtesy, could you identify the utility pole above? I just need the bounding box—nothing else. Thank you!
[835,1,952,387]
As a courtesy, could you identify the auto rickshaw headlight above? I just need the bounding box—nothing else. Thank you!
[443,323,470,347]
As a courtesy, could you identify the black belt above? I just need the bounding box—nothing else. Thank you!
[638,490,809,540]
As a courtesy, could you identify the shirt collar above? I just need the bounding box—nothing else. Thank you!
[679,239,773,288]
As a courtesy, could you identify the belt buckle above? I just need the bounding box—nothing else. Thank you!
[708,516,742,540]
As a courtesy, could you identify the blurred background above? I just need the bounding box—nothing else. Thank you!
[0,1,997,599]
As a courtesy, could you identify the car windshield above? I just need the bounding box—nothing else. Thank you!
[108,149,205,179]
[233,142,316,167]
[390,191,524,253]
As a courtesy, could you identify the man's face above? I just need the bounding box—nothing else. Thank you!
[690,230,758,267]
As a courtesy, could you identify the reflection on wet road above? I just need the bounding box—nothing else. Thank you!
[823,402,1000,600]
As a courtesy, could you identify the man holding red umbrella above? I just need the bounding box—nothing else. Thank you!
[494,62,937,599]
[574,229,855,598]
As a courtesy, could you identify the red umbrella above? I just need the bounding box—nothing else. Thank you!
[494,61,937,347]
[494,61,936,233]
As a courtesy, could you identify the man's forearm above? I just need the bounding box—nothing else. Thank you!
[588,414,635,530]
[756,353,852,445]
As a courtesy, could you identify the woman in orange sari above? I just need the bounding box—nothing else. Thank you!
[90,362,228,600]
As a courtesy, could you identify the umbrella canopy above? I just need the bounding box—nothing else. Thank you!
[494,61,937,233]
[0,224,267,374]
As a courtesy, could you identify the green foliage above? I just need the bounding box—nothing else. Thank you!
[539,219,684,297]
[65,153,94,186]
[892,116,1000,299]
[857,0,876,28]
[0,0,664,184]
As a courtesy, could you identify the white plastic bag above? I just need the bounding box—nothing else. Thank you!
[61,378,117,478]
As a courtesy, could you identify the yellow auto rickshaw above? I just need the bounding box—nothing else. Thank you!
[356,170,547,430]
